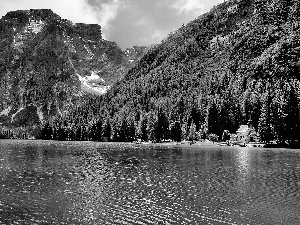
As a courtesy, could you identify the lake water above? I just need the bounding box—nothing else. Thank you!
[0,140,300,225]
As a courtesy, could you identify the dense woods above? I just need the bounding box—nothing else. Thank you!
[0,9,137,128]
[2,0,300,147]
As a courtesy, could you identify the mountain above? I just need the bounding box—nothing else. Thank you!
[58,0,300,145]
[0,9,148,127]
[124,45,153,64]
[3,0,300,145]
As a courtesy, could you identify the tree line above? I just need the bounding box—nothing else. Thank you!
[2,0,300,147]
[39,109,208,143]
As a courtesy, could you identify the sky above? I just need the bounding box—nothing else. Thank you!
[0,0,224,49]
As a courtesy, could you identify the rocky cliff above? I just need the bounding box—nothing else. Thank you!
[0,9,147,127]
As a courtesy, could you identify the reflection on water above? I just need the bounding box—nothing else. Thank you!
[236,148,250,196]
[0,140,300,224]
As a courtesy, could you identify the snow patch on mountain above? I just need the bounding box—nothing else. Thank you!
[77,71,110,95]
[27,19,45,34]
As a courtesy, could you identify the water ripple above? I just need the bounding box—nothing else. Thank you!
[0,140,300,224]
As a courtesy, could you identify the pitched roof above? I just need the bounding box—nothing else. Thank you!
[237,125,250,133]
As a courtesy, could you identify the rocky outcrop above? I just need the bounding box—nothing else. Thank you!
[124,45,152,64]
[0,9,147,127]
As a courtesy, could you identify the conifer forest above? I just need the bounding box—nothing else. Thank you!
[1,0,300,147]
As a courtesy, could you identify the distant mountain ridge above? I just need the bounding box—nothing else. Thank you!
[125,45,153,63]
[0,9,149,127]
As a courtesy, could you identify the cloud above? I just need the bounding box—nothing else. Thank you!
[136,17,149,26]
[1,0,227,48]
[172,0,205,15]
[95,0,121,39]
[0,0,121,39]
[151,30,165,41]
[138,29,167,46]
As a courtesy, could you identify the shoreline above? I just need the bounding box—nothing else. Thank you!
[0,138,217,146]
[1,138,300,150]
[134,140,218,147]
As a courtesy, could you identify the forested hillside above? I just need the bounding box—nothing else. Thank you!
[6,0,300,146]
[0,9,150,129]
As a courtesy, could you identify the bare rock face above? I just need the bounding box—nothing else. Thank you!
[0,9,146,127]
[124,45,152,64]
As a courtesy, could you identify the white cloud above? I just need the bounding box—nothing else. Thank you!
[0,0,121,39]
[136,17,148,26]
[96,0,121,39]
[140,29,166,45]
[152,30,165,40]
[173,0,205,15]
[158,0,224,16]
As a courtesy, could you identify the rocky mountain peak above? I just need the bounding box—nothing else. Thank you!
[75,23,102,41]
[0,9,148,127]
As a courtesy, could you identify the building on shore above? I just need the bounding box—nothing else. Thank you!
[233,119,259,145]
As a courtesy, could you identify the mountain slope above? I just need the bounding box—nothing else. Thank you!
[3,0,300,145]
[0,9,146,127]
[87,0,300,144]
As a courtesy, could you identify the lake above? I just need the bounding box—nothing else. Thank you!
[0,140,300,224]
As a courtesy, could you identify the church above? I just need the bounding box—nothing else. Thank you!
[235,119,259,145]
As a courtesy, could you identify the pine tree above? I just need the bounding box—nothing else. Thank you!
[76,125,82,141]
[147,111,157,142]
[258,92,273,143]
[102,118,111,142]
[141,115,148,141]
[272,81,300,145]
[41,122,52,140]
[95,119,102,141]
[207,99,219,135]
[135,119,142,141]
[188,120,196,142]
[118,117,130,141]
[57,124,66,141]
[170,121,182,142]
[88,122,96,141]
[81,125,87,141]
[181,122,188,141]
[111,117,121,142]
[283,84,300,144]
[128,119,136,142]
[156,110,169,141]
